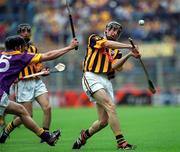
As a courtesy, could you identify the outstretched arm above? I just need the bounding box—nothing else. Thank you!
[40,38,78,62]
[103,40,133,49]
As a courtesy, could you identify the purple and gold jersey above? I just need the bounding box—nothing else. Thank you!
[0,50,41,101]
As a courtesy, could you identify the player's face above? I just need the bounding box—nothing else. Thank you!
[105,27,121,41]
[19,28,31,39]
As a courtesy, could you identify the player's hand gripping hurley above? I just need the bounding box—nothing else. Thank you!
[129,38,156,94]
[20,63,66,80]
[66,0,78,50]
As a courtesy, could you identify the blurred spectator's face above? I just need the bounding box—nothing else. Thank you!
[105,27,121,41]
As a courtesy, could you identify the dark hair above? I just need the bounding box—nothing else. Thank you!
[5,35,26,50]
[105,21,123,40]
[106,21,122,31]
[17,23,31,34]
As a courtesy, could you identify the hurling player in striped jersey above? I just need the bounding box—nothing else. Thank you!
[72,21,140,150]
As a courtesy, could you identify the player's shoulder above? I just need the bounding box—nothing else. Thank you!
[29,42,36,48]
[89,33,103,39]
[88,33,104,42]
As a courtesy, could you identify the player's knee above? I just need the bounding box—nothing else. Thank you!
[107,104,116,115]
[103,97,111,104]
[16,104,29,117]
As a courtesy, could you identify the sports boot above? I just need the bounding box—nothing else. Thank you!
[72,130,87,149]
[0,130,9,143]
[117,141,136,150]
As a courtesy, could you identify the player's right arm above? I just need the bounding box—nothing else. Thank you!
[29,38,78,64]
[89,34,135,50]
[40,38,78,62]
[103,40,133,49]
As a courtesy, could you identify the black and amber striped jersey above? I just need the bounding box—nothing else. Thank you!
[83,34,122,75]
[18,43,44,79]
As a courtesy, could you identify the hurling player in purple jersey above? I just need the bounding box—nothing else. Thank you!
[0,35,78,145]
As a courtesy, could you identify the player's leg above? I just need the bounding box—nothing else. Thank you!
[4,80,33,134]
[4,79,35,134]
[93,89,135,150]
[36,93,51,131]
[2,102,33,140]
[88,103,108,134]
[73,73,110,149]
[0,115,5,127]
[1,101,60,146]
[94,89,121,133]
[35,79,51,132]
[72,103,108,149]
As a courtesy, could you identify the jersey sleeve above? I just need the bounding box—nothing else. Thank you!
[88,34,107,49]
[29,53,42,64]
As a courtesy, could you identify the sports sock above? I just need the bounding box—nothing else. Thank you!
[4,121,16,134]
[36,128,45,136]
[37,128,50,142]
[116,134,126,145]
[84,129,91,139]
[43,127,49,132]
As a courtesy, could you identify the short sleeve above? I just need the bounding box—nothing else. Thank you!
[29,53,42,64]
[89,34,107,49]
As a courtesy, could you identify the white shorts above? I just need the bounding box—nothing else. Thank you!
[82,72,114,102]
[11,79,48,103]
[0,92,10,116]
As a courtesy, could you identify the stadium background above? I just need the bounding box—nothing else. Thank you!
[0,0,180,106]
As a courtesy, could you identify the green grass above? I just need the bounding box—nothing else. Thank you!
[0,106,180,152]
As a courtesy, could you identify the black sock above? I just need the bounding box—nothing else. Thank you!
[85,129,91,139]
[116,134,126,144]
[85,129,90,136]
[43,127,49,132]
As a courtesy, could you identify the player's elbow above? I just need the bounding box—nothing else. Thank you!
[41,53,56,62]
[102,41,110,48]
[111,63,122,70]
[115,67,123,72]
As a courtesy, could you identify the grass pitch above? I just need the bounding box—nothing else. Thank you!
[0,106,180,152]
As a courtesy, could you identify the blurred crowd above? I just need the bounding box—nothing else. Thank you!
[0,0,180,102]
[0,0,180,45]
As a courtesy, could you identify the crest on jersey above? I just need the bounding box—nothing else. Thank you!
[95,36,102,41]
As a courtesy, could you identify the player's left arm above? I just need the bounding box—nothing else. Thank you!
[112,49,140,70]
[112,50,123,71]
[111,52,132,70]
